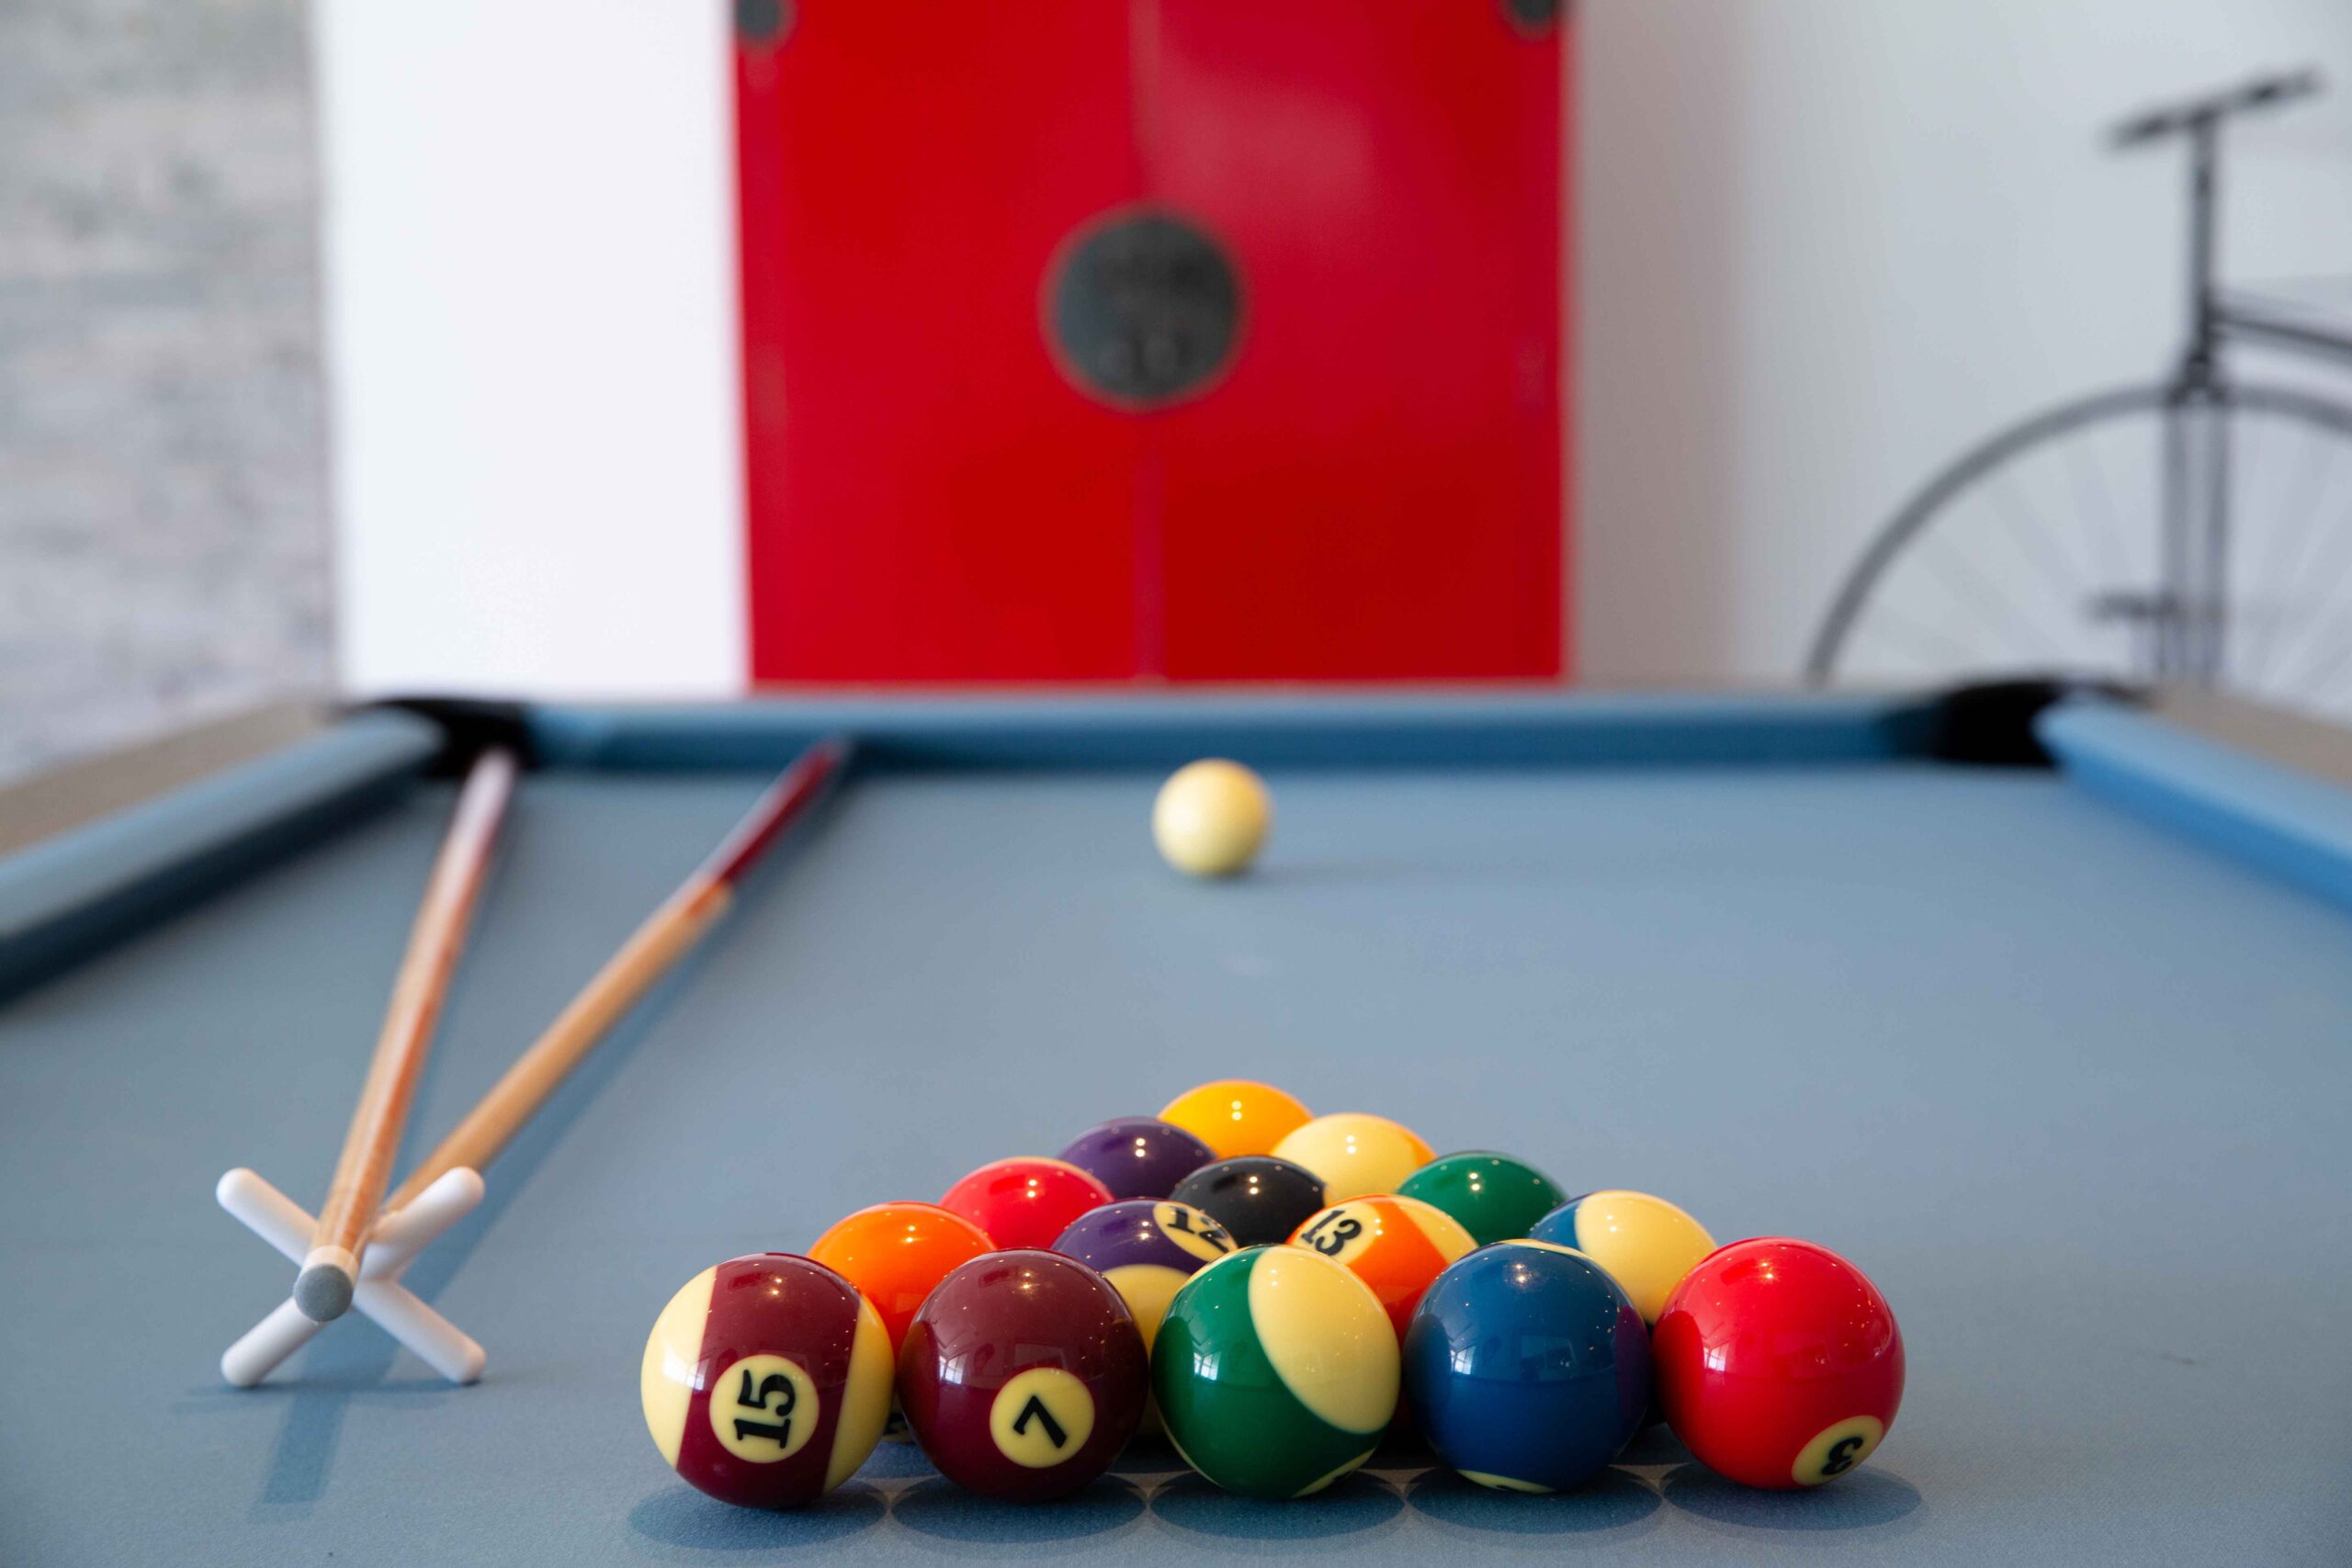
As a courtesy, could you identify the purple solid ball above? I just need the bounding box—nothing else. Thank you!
[1056,1116,1217,1201]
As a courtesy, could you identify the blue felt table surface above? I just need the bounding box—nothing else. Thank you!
[2,757,2348,1563]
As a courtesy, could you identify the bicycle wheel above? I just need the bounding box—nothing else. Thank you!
[1807,383,2352,721]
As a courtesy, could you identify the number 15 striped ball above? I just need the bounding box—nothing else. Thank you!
[640,1254,894,1509]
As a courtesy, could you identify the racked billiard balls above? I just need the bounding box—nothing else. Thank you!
[1396,1150,1567,1247]
[940,1156,1114,1250]
[1272,1111,1435,1201]
[1288,1193,1476,1339]
[1154,1245,1399,1498]
[1159,1078,1313,1160]
[1529,1190,1715,1325]
[1654,1237,1904,1489]
[807,1201,994,1355]
[640,1253,894,1509]
[1153,759,1271,876]
[898,1250,1148,1501]
[1057,1116,1217,1201]
[1052,1199,1237,1351]
[1403,1240,1650,1494]
[1168,1155,1327,1246]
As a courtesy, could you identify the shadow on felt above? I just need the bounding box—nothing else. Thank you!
[888,1474,1146,1550]
[1405,1466,1663,1539]
[1661,1462,1925,1533]
[1149,1470,1404,1544]
[1615,1422,1693,1466]
[629,1481,887,1552]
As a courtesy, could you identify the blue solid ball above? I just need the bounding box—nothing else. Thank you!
[1402,1240,1652,1493]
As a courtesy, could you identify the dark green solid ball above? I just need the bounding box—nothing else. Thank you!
[1396,1151,1566,1246]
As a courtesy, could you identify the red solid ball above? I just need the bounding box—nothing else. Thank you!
[1654,1237,1905,1490]
[940,1156,1114,1250]
[898,1250,1148,1501]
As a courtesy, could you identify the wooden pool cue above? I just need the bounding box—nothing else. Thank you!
[379,734,851,1215]
[296,748,519,1323]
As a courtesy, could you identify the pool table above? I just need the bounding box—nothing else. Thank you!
[1,688,2347,1565]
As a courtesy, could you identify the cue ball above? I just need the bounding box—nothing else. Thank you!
[1654,1237,1905,1489]
[898,1250,1148,1501]
[639,1253,894,1509]
[1153,760,1271,876]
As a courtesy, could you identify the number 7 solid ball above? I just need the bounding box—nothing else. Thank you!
[1653,1237,1905,1490]
[898,1251,1148,1502]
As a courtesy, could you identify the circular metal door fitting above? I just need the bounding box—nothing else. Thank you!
[1046,210,1241,410]
[735,0,793,44]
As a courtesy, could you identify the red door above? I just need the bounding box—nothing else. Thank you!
[736,2,1148,680]
[737,1,1565,682]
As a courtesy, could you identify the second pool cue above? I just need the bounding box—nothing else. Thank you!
[379,735,850,1215]
[296,747,519,1322]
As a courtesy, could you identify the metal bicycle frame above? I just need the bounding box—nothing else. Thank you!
[1807,69,2352,687]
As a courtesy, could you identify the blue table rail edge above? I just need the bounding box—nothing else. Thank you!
[6,686,2348,1002]
[2037,702,2352,916]
[0,709,443,1003]
[521,690,1937,772]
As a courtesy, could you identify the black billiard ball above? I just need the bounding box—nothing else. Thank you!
[1167,1156,1328,1246]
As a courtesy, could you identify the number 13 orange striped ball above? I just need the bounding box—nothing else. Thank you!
[1288,1194,1476,1338]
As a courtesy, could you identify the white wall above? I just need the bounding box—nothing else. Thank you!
[316,2,743,697]
[1577,0,2352,685]
[317,2,2352,696]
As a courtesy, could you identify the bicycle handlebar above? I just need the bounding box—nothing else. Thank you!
[2109,68,2324,148]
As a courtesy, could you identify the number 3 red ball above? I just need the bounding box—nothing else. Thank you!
[1653,1237,1904,1490]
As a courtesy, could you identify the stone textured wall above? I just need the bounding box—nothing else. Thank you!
[0,0,333,782]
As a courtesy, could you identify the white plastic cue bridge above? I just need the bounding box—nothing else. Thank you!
[217,1166,487,1386]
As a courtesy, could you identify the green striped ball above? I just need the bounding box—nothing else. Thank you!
[1151,1245,1399,1498]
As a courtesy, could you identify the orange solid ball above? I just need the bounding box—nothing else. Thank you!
[808,1201,996,1356]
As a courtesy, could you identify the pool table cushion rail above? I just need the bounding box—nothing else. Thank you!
[7,686,2352,1004]
[2038,702,2352,915]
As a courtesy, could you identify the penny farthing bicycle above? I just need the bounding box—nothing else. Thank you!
[1806,71,2352,718]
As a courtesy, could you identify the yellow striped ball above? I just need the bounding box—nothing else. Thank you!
[1272,1112,1435,1202]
